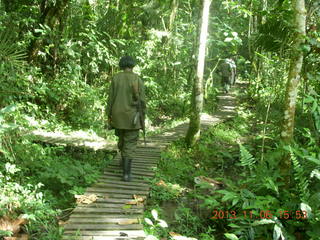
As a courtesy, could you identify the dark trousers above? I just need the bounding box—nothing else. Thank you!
[115,129,139,159]
[222,76,231,92]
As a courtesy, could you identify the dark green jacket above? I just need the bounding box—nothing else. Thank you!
[107,71,146,130]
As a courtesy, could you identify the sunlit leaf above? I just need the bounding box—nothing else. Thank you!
[252,219,275,226]
[311,169,320,180]
[157,219,168,228]
[273,225,284,240]
[151,209,158,220]
[224,233,239,240]
[144,218,153,226]
[300,203,312,218]
[145,235,158,240]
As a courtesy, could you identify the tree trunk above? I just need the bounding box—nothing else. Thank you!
[280,0,306,170]
[169,0,179,32]
[185,0,211,146]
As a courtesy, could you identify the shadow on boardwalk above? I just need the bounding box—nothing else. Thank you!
[60,87,238,240]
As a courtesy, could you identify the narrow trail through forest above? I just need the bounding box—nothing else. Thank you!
[53,88,238,240]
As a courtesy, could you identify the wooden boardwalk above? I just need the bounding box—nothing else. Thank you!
[62,91,237,240]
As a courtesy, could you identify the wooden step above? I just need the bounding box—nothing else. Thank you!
[86,187,149,196]
[80,192,144,199]
[92,182,149,191]
[73,207,143,214]
[63,230,146,238]
[63,236,144,240]
[103,170,155,178]
[96,179,150,187]
[68,217,141,224]
[70,214,142,219]
[64,223,143,230]
[106,166,155,174]
[98,175,152,183]
[77,202,143,209]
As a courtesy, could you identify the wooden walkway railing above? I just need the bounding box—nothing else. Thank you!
[62,91,237,240]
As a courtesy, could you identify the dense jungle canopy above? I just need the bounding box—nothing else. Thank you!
[0,0,319,239]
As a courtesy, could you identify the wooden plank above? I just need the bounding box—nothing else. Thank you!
[63,230,146,237]
[63,236,144,240]
[86,187,149,195]
[109,162,156,168]
[73,207,143,214]
[92,183,149,191]
[64,223,143,230]
[68,217,140,224]
[98,175,152,183]
[110,159,157,166]
[96,179,150,187]
[106,166,155,174]
[65,230,145,240]
[92,198,143,204]
[77,202,143,209]
[103,170,155,178]
[80,192,141,199]
[70,213,142,219]
[134,149,162,154]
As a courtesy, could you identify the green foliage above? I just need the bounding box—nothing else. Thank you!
[290,147,310,202]
[239,144,255,172]
[1,0,320,239]
[0,163,58,237]
[0,104,112,238]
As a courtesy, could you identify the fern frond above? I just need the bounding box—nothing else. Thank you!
[290,148,310,202]
[239,144,256,172]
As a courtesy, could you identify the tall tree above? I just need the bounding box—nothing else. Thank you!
[185,0,212,146]
[28,0,70,64]
[280,0,306,169]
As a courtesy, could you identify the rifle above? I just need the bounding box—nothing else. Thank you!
[133,78,146,146]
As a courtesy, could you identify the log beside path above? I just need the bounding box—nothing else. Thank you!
[59,90,237,240]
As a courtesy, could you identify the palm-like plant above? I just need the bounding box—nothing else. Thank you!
[0,31,26,70]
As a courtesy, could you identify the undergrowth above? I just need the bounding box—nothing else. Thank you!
[0,105,114,239]
[144,90,320,240]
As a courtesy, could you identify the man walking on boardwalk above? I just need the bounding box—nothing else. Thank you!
[220,58,236,93]
[107,56,146,182]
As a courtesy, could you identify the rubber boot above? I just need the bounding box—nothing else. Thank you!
[119,154,124,168]
[123,158,132,182]
[127,159,132,181]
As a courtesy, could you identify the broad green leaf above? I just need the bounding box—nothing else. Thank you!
[228,223,240,228]
[0,105,16,114]
[224,233,239,240]
[303,96,314,103]
[252,219,275,226]
[306,156,320,165]
[311,169,320,180]
[232,198,239,206]
[312,101,318,113]
[300,203,312,218]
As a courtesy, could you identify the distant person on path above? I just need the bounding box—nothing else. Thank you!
[220,58,236,93]
[107,56,146,182]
